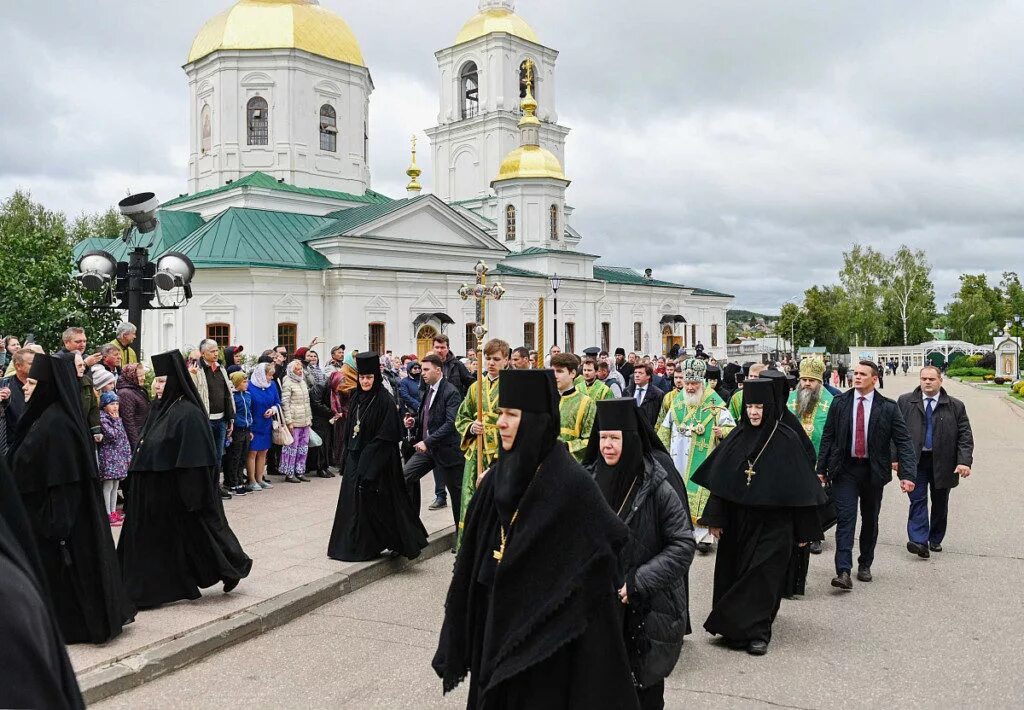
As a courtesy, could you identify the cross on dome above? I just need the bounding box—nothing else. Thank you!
[479,0,515,11]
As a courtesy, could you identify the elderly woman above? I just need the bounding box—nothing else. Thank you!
[115,363,150,452]
[307,352,334,479]
[585,398,695,709]
[327,355,358,469]
[246,361,280,490]
[280,359,313,483]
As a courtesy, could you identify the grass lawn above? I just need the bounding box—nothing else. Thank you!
[959,376,987,382]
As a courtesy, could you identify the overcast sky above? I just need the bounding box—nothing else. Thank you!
[2,0,1021,311]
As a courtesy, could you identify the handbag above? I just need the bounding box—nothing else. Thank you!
[271,406,294,447]
[818,480,838,532]
[309,429,323,448]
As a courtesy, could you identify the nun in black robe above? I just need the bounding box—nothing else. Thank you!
[0,454,86,709]
[692,378,825,655]
[327,352,427,562]
[433,369,640,710]
[7,354,135,644]
[117,350,252,608]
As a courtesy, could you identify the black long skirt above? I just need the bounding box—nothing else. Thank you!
[326,440,427,562]
[22,480,135,644]
[117,467,252,608]
[703,505,794,644]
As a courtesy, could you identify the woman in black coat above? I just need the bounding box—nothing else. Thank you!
[585,398,696,710]
[307,380,334,478]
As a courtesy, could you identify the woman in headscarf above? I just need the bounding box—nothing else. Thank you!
[327,353,358,469]
[0,455,86,710]
[223,345,245,376]
[307,351,335,478]
[584,398,695,710]
[246,359,281,490]
[433,369,639,710]
[7,354,135,643]
[691,378,825,656]
[280,359,314,483]
[115,362,150,452]
[327,352,427,562]
[117,350,252,608]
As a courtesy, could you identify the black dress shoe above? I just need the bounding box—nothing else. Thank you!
[316,470,332,479]
[907,541,930,559]
[697,541,712,555]
[809,541,823,555]
[296,474,311,482]
[428,497,448,510]
[747,640,769,656]
[857,566,872,582]
[723,637,747,650]
[831,571,853,590]
[223,577,240,593]
[929,542,942,552]
[219,487,233,500]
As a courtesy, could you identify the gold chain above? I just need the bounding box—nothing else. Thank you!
[744,419,779,486]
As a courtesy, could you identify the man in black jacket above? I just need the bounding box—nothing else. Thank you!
[817,360,917,590]
[624,363,665,428]
[432,334,473,396]
[403,354,463,529]
[895,366,974,558]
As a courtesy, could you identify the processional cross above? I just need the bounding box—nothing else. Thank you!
[458,262,506,480]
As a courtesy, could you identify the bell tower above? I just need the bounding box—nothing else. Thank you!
[425,1,571,203]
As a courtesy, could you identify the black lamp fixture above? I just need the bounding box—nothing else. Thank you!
[75,191,195,359]
[550,273,561,348]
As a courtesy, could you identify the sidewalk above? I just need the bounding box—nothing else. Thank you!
[72,472,456,704]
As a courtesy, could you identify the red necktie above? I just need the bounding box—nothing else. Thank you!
[854,396,866,458]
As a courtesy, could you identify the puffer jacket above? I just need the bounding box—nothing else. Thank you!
[398,362,423,414]
[280,375,313,427]
[618,455,695,689]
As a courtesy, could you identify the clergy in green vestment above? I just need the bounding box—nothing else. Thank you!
[455,340,508,546]
[575,357,613,401]
[658,358,735,552]
[554,354,597,462]
[786,357,834,456]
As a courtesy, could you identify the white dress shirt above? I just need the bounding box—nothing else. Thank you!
[850,389,875,456]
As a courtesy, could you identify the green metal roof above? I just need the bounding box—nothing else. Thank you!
[507,246,601,258]
[493,262,546,278]
[306,198,417,241]
[593,265,677,287]
[690,287,733,298]
[73,209,204,262]
[160,172,392,208]
[167,207,332,270]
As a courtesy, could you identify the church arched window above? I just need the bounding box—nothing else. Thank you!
[549,204,559,240]
[519,59,537,104]
[247,97,269,146]
[200,105,212,154]
[319,104,337,152]
[460,62,479,119]
[505,204,516,242]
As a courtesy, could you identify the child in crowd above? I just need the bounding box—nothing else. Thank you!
[227,371,255,494]
[97,391,131,526]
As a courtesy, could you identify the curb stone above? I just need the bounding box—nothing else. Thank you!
[79,527,456,705]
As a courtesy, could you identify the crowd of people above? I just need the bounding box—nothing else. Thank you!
[0,323,976,709]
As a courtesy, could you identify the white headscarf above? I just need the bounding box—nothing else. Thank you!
[250,362,273,390]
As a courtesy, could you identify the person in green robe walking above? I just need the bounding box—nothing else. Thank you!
[659,358,735,553]
[575,357,614,401]
[454,339,508,547]
[553,354,597,462]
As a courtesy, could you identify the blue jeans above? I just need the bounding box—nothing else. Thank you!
[209,420,228,484]
[833,460,885,574]
[907,453,950,545]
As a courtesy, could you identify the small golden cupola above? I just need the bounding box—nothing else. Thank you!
[406,135,423,197]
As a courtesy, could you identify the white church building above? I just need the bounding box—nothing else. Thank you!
[76,0,732,360]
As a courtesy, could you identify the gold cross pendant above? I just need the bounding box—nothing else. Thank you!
[745,466,756,486]
[352,423,360,439]
[492,546,504,561]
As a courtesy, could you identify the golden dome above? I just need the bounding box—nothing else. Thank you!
[454,8,539,46]
[187,0,365,67]
[494,145,568,183]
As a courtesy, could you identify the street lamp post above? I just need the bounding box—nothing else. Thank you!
[550,273,561,348]
[76,192,195,358]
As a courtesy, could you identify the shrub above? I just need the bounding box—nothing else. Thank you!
[994,377,1007,384]
[1014,381,1024,395]
[983,374,995,381]
[945,366,996,377]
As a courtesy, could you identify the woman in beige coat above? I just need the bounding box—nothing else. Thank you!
[280,360,313,483]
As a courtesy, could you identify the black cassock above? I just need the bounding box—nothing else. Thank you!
[118,352,252,608]
[700,497,821,642]
[692,378,825,645]
[0,455,85,710]
[327,382,427,562]
[8,354,135,644]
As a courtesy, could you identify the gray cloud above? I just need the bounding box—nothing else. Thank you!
[1,0,1021,311]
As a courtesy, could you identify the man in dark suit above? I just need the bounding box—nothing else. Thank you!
[817,360,917,590]
[403,353,463,529]
[625,363,665,427]
[895,365,974,558]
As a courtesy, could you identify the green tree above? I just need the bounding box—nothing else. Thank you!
[946,273,1003,344]
[881,246,936,345]
[838,245,887,347]
[71,207,130,241]
[0,191,120,352]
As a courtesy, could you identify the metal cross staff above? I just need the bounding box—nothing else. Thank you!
[458,261,506,481]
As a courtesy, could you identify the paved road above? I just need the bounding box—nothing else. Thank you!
[97,376,1024,709]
